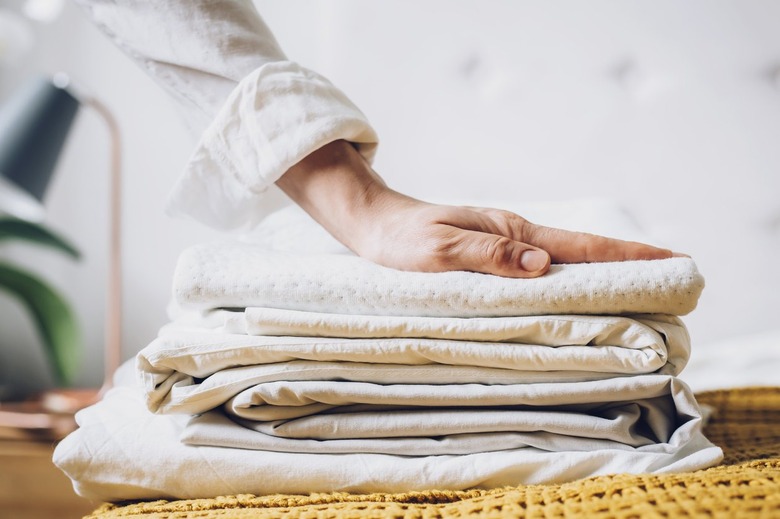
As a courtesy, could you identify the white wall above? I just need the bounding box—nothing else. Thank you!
[0,0,778,393]
[0,0,222,392]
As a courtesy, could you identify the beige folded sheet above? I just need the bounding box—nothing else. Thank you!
[181,373,695,455]
[139,313,689,414]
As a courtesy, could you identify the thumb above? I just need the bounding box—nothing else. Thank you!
[445,229,551,278]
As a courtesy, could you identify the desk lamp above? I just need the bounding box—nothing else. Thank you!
[0,74,122,401]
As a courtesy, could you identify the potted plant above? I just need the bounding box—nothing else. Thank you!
[0,216,82,438]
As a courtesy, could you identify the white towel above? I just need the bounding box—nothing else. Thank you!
[172,242,704,317]
[52,362,723,501]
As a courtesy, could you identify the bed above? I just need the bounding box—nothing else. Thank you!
[83,386,780,518]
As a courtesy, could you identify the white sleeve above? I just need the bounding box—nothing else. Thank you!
[75,0,378,230]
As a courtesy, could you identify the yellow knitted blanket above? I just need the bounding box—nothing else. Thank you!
[86,387,780,518]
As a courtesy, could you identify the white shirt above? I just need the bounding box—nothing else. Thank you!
[75,0,378,230]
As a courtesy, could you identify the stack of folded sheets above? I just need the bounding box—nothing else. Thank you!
[54,240,723,502]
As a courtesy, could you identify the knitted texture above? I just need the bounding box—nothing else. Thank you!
[173,242,705,317]
[85,387,780,519]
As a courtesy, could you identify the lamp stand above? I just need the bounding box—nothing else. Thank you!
[81,95,122,392]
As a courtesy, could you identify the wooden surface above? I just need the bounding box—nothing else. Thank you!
[0,439,97,519]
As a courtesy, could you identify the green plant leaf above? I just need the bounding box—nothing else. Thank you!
[0,218,80,259]
[0,261,80,385]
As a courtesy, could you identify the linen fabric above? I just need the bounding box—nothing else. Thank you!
[228,307,687,343]
[131,307,713,466]
[75,385,780,519]
[181,374,701,454]
[138,312,690,414]
[55,256,722,501]
[53,238,719,501]
[185,410,668,456]
[52,362,722,502]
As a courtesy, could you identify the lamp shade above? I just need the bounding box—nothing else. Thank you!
[0,76,80,221]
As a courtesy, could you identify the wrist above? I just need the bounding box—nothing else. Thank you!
[276,140,408,253]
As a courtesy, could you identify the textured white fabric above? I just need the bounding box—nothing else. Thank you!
[144,358,684,417]
[173,241,704,317]
[58,243,715,500]
[52,362,722,501]
[146,324,682,376]
[75,0,378,230]
[184,376,689,453]
[139,313,689,414]
[168,62,377,230]
[186,410,664,456]
[224,376,679,425]
[183,374,691,446]
[232,307,686,344]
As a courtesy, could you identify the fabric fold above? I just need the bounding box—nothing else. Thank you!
[53,365,722,501]
[172,242,705,316]
[180,375,692,451]
[167,62,379,230]
[54,240,721,502]
[138,312,690,414]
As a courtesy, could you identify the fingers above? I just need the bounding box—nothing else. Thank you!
[521,223,674,263]
[367,203,678,280]
[438,228,551,278]
[465,207,675,264]
[454,208,679,263]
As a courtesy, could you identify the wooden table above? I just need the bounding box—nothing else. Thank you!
[0,439,97,519]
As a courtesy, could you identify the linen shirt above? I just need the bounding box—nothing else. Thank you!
[75,0,378,230]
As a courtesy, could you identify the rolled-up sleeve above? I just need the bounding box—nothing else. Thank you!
[75,0,378,229]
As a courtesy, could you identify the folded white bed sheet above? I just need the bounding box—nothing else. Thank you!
[181,374,697,454]
[172,242,704,317]
[186,410,674,456]
[212,307,689,344]
[134,313,701,460]
[139,313,690,414]
[53,362,722,501]
[55,227,716,501]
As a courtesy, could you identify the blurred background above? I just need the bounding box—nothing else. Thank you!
[1,0,778,394]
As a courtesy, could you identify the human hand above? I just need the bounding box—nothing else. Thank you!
[277,140,677,278]
[345,197,676,278]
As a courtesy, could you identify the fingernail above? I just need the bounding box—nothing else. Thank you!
[520,250,548,272]
[671,252,691,258]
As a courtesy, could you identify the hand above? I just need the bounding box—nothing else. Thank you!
[277,140,677,278]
